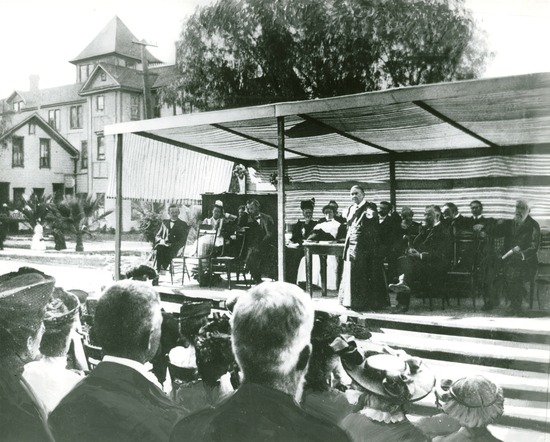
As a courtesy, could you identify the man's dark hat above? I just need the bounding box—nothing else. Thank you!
[126,264,158,281]
[43,287,80,331]
[0,267,55,334]
[300,198,315,211]
[180,301,211,319]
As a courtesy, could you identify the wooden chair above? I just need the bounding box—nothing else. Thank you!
[446,237,477,309]
[182,225,218,286]
[82,341,103,371]
[210,228,250,290]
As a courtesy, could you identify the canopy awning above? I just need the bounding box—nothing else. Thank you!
[105,72,550,161]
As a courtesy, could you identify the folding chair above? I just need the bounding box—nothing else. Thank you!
[211,228,250,289]
[182,225,218,286]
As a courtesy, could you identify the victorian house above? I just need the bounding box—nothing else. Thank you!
[0,17,179,227]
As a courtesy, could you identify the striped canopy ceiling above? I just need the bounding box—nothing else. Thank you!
[105,72,550,162]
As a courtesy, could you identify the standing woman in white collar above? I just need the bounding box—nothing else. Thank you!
[339,185,388,311]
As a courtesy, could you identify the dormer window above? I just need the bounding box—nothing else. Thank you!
[96,95,105,112]
[13,101,22,112]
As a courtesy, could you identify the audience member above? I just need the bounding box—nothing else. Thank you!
[389,205,452,312]
[400,206,422,251]
[24,287,82,413]
[318,200,346,224]
[50,281,185,442]
[418,375,504,441]
[244,199,275,284]
[125,264,158,282]
[174,315,235,415]
[154,204,189,273]
[301,311,359,424]
[0,203,8,250]
[0,268,55,442]
[291,199,318,244]
[496,199,540,313]
[170,281,349,442]
[340,186,388,311]
[333,339,434,442]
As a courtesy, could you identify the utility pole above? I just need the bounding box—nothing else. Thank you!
[133,39,157,119]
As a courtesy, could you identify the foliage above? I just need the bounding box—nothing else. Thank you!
[50,195,113,251]
[132,201,166,244]
[13,193,55,229]
[161,0,492,110]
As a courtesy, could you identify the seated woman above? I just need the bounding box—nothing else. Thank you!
[296,204,346,291]
[333,338,434,442]
[416,375,504,442]
[290,199,317,244]
[201,200,236,255]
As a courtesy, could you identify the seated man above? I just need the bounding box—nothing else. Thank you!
[400,206,421,248]
[49,281,185,442]
[389,206,452,312]
[170,282,349,442]
[496,199,540,313]
[154,204,189,273]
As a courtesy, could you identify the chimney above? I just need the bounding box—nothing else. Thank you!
[29,75,40,92]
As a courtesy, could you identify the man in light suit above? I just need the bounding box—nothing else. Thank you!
[245,199,275,284]
[49,281,185,442]
[154,204,189,272]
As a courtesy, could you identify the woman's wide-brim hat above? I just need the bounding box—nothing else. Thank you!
[300,198,315,211]
[180,300,211,320]
[436,375,504,427]
[43,287,80,331]
[0,267,55,331]
[331,337,435,403]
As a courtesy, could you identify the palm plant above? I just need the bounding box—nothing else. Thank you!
[51,195,113,251]
[14,193,55,229]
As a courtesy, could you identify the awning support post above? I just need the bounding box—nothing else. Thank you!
[277,116,286,282]
[114,134,123,281]
[389,154,397,209]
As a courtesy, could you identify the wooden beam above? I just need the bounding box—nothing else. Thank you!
[114,134,123,281]
[297,113,395,154]
[413,100,498,147]
[277,116,286,282]
[211,123,314,159]
[286,181,390,191]
[389,155,397,207]
[135,131,250,165]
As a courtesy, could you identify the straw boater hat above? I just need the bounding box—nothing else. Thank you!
[331,337,435,404]
[0,268,55,352]
[436,375,504,428]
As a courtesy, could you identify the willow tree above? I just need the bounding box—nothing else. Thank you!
[161,0,491,110]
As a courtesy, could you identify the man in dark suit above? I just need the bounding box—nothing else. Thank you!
[498,200,541,313]
[244,199,275,284]
[154,204,189,272]
[389,205,453,312]
[49,281,185,442]
[378,201,402,281]
[170,282,349,442]
[442,202,470,237]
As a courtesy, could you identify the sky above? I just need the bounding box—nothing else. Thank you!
[0,0,549,98]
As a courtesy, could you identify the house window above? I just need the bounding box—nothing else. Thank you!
[131,95,140,120]
[12,136,24,167]
[48,109,61,130]
[79,65,88,83]
[39,139,51,169]
[96,95,105,112]
[33,188,44,198]
[13,101,22,112]
[28,122,36,135]
[97,135,105,161]
[52,183,64,203]
[70,105,83,129]
[81,141,88,169]
[13,188,25,206]
[101,72,107,81]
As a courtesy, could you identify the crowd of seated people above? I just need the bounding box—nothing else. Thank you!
[288,190,541,314]
[2,271,512,442]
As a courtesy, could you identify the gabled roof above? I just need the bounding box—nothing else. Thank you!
[70,16,162,65]
[79,63,154,95]
[150,65,179,89]
[2,84,83,110]
[0,113,79,157]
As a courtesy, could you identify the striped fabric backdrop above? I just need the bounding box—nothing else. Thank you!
[106,134,233,205]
